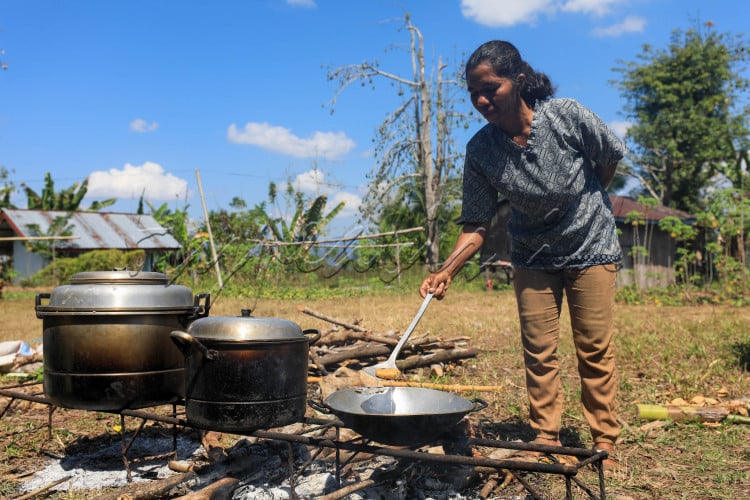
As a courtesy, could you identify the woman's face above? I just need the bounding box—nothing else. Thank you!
[467,63,523,125]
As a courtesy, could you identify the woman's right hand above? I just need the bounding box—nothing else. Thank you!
[419,271,451,300]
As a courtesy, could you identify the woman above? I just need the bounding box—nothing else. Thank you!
[419,40,624,469]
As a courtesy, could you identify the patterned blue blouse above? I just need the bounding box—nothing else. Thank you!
[460,98,626,269]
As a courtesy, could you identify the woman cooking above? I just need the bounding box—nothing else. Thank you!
[419,40,625,471]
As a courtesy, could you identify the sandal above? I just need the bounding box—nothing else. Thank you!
[592,442,622,472]
[510,438,577,465]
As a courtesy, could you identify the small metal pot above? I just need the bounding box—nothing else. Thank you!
[309,386,487,446]
[35,270,209,411]
[171,310,317,433]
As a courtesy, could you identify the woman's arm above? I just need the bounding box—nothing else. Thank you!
[419,223,489,299]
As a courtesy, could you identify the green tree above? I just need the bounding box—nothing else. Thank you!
[145,200,191,274]
[22,173,116,211]
[614,22,750,212]
[327,13,472,269]
[0,167,16,209]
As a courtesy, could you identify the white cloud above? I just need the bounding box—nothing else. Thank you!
[87,161,189,201]
[291,168,362,219]
[460,0,637,30]
[287,0,316,7]
[461,0,556,27]
[330,191,362,218]
[227,122,356,161]
[592,16,647,37]
[561,0,620,16]
[129,118,159,133]
[609,120,632,139]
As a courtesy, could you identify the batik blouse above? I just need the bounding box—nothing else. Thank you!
[460,98,626,269]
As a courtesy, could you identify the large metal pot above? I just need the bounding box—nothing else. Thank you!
[309,386,487,446]
[35,270,209,411]
[170,310,317,433]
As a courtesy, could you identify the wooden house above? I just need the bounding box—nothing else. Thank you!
[479,195,696,289]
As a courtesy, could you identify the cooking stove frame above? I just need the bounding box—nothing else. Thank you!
[1,383,608,500]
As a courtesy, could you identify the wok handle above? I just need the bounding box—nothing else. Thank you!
[307,399,332,414]
[469,398,489,413]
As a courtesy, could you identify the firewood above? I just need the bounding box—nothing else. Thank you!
[296,305,368,332]
[315,344,392,366]
[313,329,400,346]
[318,479,377,500]
[92,472,198,500]
[173,477,239,500]
[398,347,480,371]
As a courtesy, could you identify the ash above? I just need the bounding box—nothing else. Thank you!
[20,434,201,493]
[20,431,524,499]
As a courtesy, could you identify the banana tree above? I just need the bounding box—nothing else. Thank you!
[23,173,116,211]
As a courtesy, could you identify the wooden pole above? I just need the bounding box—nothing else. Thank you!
[195,169,223,289]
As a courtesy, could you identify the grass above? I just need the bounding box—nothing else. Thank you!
[1,284,749,498]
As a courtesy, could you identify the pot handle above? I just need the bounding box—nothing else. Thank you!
[303,328,322,345]
[307,399,332,414]
[468,398,489,414]
[34,293,51,318]
[170,330,218,360]
[189,293,211,320]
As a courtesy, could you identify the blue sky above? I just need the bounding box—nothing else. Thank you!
[1,0,748,235]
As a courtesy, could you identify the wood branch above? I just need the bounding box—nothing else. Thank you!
[312,329,400,346]
[92,472,198,500]
[318,479,377,500]
[173,477,239,500]
[296,305,368,332]
[315,344,392,367]
[309,351,329,375]
[398,347,480,371]
[14,475,72,500]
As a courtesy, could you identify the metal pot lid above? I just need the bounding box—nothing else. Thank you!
[41,270,195,310]
[186,312,303,341]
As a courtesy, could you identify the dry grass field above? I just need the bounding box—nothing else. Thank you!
[2,286,750,499]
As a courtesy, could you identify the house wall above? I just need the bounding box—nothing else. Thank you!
[479,208,682,289]
[616,224,676,288]
[12,241,48,280]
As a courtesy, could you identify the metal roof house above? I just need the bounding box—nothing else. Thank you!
[479,195,696,289]
[0,209,181,280]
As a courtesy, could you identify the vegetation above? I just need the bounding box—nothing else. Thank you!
[18,249,146,287]
[22,172,116,212]
[327,13,474,270]
[614,22,749,212]
[1,290,749,499]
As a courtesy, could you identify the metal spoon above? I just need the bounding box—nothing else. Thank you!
[364,293,434,379]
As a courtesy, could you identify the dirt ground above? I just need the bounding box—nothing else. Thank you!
[2,290,750,499]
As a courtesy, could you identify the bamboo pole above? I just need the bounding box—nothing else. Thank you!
[195,169,223,289]
[636,404,750,424]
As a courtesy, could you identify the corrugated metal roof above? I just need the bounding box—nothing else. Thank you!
[0,209,181,250]
[609,195,695,223]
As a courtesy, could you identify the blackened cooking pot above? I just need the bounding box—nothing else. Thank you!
[35,270,209,410]
[309,386,487,446]
[171,309,318,433]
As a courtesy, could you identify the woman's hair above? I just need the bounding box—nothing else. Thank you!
[465,40,555,108]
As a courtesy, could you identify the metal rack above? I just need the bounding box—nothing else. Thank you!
[1,383,608,499]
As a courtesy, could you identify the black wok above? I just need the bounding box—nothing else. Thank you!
[309,386,487,446]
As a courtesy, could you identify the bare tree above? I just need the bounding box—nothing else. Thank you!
[327,14,472,269]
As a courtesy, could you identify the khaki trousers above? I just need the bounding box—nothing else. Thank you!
[513,264,619,445]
